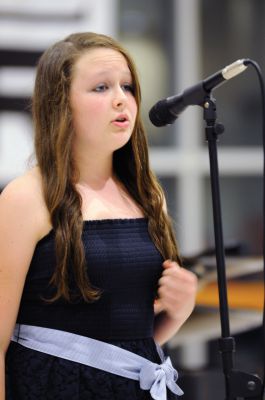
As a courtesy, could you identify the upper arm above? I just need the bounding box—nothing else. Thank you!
[0,174,47,354]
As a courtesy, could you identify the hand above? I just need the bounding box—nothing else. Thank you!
[155,259,198,324]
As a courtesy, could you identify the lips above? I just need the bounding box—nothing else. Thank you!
[113,114,128,123]
[112,114,130,128]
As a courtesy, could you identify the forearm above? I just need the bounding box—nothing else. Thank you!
[0,353,5,400]
[153,311,185,346]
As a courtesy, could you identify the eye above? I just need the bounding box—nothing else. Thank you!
[93,84,108,92]
[121,83,135,94]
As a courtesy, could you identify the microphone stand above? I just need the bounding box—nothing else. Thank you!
[203,94,263,400]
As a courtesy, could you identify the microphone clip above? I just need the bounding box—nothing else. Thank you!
[203,96,225,141]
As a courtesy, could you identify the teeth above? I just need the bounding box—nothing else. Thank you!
[116,118,126,122]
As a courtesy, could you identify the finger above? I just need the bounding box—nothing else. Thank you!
[154,298,164,314]
[159,269,198,292]
[162,259,180,269]
[161,265,182,279]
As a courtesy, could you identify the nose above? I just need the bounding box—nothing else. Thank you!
[112,86,127,109]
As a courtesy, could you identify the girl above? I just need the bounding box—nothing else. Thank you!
[0,32,197,400]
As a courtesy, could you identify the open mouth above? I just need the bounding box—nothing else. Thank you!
[112,115,129,128]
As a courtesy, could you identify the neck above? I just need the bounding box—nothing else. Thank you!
[74,149,114,188]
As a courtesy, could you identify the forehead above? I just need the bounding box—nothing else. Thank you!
[72,47,132,79]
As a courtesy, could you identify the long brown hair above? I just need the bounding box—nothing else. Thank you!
[33,32,181,302]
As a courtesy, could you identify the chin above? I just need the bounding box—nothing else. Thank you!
[112,133,132,151]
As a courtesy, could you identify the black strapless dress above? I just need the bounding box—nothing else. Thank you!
[5,218,178,399]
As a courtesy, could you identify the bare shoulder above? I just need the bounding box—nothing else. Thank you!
[1,167,43,208]
[0,166,51,241]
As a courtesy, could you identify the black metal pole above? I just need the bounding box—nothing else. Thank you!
[203,95,262,400]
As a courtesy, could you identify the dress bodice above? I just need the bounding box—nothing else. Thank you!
[17,218,164,340]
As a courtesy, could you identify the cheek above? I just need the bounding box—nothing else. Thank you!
[71,93,107,121]
[72,97,109,142]
[86,98,106,115]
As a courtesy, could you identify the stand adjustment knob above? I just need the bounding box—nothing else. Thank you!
[215,123,225,135]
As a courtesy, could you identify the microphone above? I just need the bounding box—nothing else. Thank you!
[149,59,248,127]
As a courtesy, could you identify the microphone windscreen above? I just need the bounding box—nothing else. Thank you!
[149,100,177,127]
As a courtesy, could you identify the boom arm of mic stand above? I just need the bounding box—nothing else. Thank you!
[203,96,263,400]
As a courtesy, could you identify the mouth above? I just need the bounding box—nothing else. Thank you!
[112,114,130,128]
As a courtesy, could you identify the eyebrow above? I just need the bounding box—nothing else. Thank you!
[90,69,132,79]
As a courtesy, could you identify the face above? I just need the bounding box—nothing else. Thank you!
[69,47,138,157]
